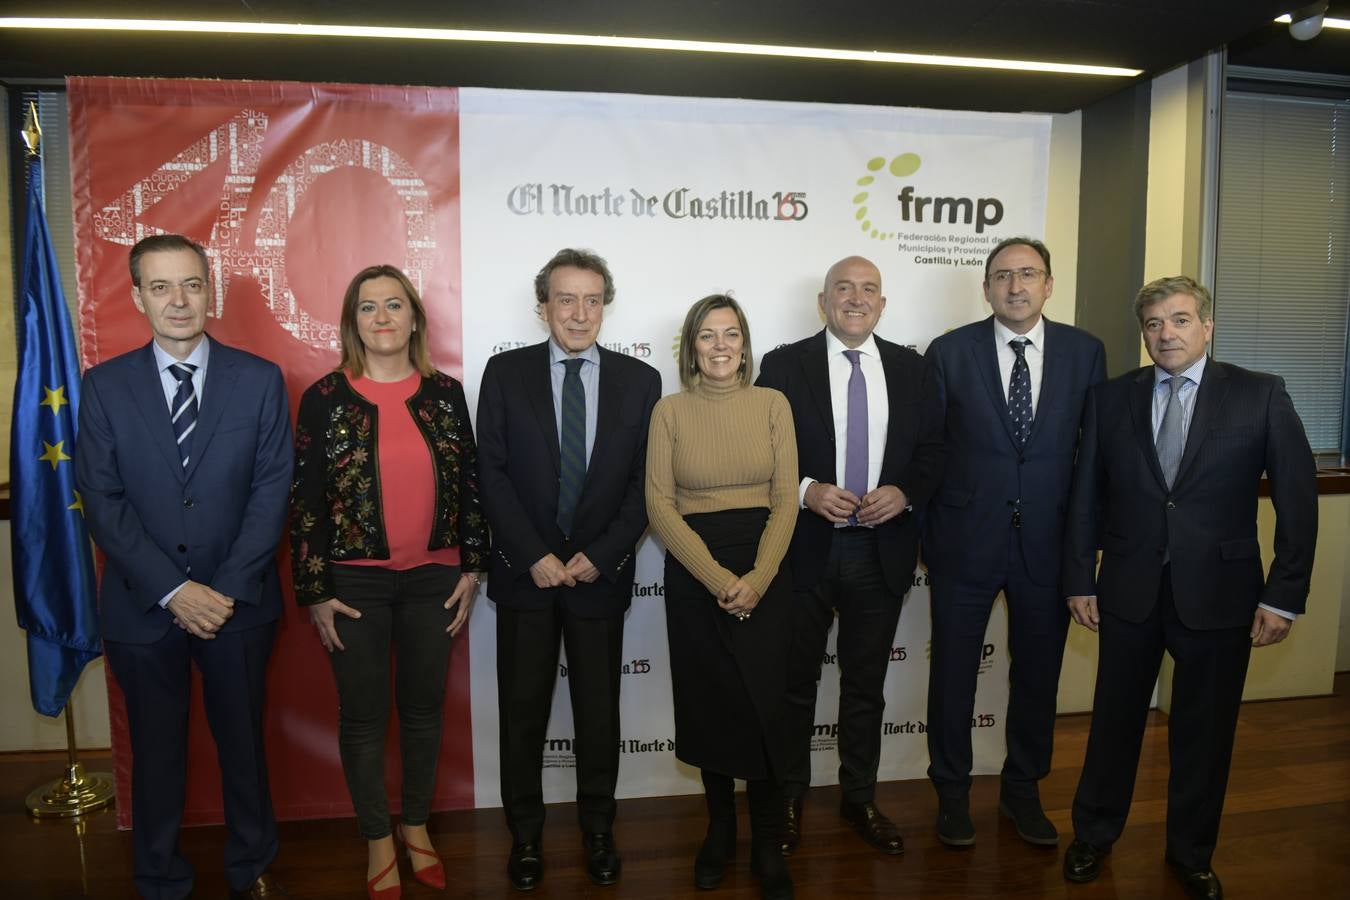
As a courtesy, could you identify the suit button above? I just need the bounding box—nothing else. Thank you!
[183,498,194,509]
[1165,501,1176,510]
[177,544,187,553]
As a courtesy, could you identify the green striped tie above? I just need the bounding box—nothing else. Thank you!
[556,357,587,537]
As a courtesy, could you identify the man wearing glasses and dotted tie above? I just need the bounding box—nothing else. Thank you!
[922,237,1105,850]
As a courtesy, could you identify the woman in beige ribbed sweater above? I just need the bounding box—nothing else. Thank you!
[646,294,798,900]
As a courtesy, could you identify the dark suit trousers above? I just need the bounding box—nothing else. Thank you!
[927,534,1069,800]
[783,529,904,804]
[105,622,278,899]
[496,601,624,841]
[1072,570,1253,869]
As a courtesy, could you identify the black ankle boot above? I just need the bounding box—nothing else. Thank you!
[747,779,793,900]
[695,770,738,890]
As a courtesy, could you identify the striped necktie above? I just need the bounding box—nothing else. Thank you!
[556,358,587,537]
[169,362,198,468]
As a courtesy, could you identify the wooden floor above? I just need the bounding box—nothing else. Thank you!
[6,672,1349,899]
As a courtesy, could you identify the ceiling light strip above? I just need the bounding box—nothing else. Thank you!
[0,16,1142,77]
[1274,13,1350,30]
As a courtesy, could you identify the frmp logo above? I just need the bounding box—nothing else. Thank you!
[925,638,995,673]
[849,153,1006,239]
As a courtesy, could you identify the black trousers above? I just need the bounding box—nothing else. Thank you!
[926,533,1069,801]
[328,563,460,840]
[1072,569,1253,870]
[105,621,278,899]
[496,600,624,842]
[782,528,904,804]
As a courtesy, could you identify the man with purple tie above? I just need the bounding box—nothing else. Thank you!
[757,255,944,857]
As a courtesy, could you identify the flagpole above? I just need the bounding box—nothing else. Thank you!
[25,696,115,818]
[18,99,115,819]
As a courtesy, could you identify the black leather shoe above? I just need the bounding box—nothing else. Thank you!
[1063,839,1108,883]
[1168,859,1223,899]
[839,800,904,855]
[750,843,794,900]
[998,795,1059,846]
[693,819,737,890]
[507,842,543,891]
[230,872,287,899]
[582,832,621,886]
[780,796,802,856]
[936,795,976,848]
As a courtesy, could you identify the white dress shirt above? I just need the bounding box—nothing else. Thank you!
[993,315,1046,416]
[798,330,890,527]
[152,337,210,609]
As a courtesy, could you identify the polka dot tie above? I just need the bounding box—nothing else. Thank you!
[1007,338,1032,447]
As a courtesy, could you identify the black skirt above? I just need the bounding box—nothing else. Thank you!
[664,507,792,780]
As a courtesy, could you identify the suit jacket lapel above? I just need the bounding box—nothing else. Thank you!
[128,343,188,482]
[1173,359,1228,488]
[1025,319,1065,448]
[801,330,836,447]
[184,337,234,482]
[971,318,1020,448]
[583,348,621,493]
[1130,368,1168,491]
[878,339,906,471]
[526,342,562,474]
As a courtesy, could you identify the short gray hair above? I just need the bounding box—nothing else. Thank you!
[1135,275,1213,323]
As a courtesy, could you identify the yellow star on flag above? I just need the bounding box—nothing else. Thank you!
[40,385,69,415]
[39,440,72,470]
[68,490,85,515]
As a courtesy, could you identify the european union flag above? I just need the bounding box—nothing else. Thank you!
[10,152,101,717]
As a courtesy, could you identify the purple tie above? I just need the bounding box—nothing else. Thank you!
[843,349,868,526]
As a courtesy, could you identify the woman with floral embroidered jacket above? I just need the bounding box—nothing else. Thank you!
[290,264,488,900]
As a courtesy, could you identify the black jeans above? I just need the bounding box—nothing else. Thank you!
[329,563,461,840]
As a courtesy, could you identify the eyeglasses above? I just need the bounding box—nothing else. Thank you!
[989,267,1046,285]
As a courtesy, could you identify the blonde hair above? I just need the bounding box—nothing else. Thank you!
[677,294,754,390]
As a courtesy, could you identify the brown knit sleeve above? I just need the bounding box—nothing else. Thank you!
[644,396,736,595]
[742,389,798,598]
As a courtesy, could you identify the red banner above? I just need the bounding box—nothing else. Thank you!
[68,76,470,826]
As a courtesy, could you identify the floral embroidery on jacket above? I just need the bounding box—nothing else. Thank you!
[290,371,490,604]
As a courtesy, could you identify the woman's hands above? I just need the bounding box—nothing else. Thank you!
[309,598,362,652]
[717,576,761,621]
[446,572,480,636]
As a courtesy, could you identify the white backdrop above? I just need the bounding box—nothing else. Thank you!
[456,88,1050,805]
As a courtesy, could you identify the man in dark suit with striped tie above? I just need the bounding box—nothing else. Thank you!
[76,234,292,899]
[476,248,661,891]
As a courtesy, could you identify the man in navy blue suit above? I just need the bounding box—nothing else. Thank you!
[76,234,292,899]
[922,237,1105,849]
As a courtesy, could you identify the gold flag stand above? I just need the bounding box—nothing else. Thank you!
[26,698,115,818]
[19,99,116,819]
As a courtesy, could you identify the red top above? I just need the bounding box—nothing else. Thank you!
[336,372,461,571]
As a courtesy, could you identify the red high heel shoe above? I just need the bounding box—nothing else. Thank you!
[367,856,401,900]
[397,825,447,890]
